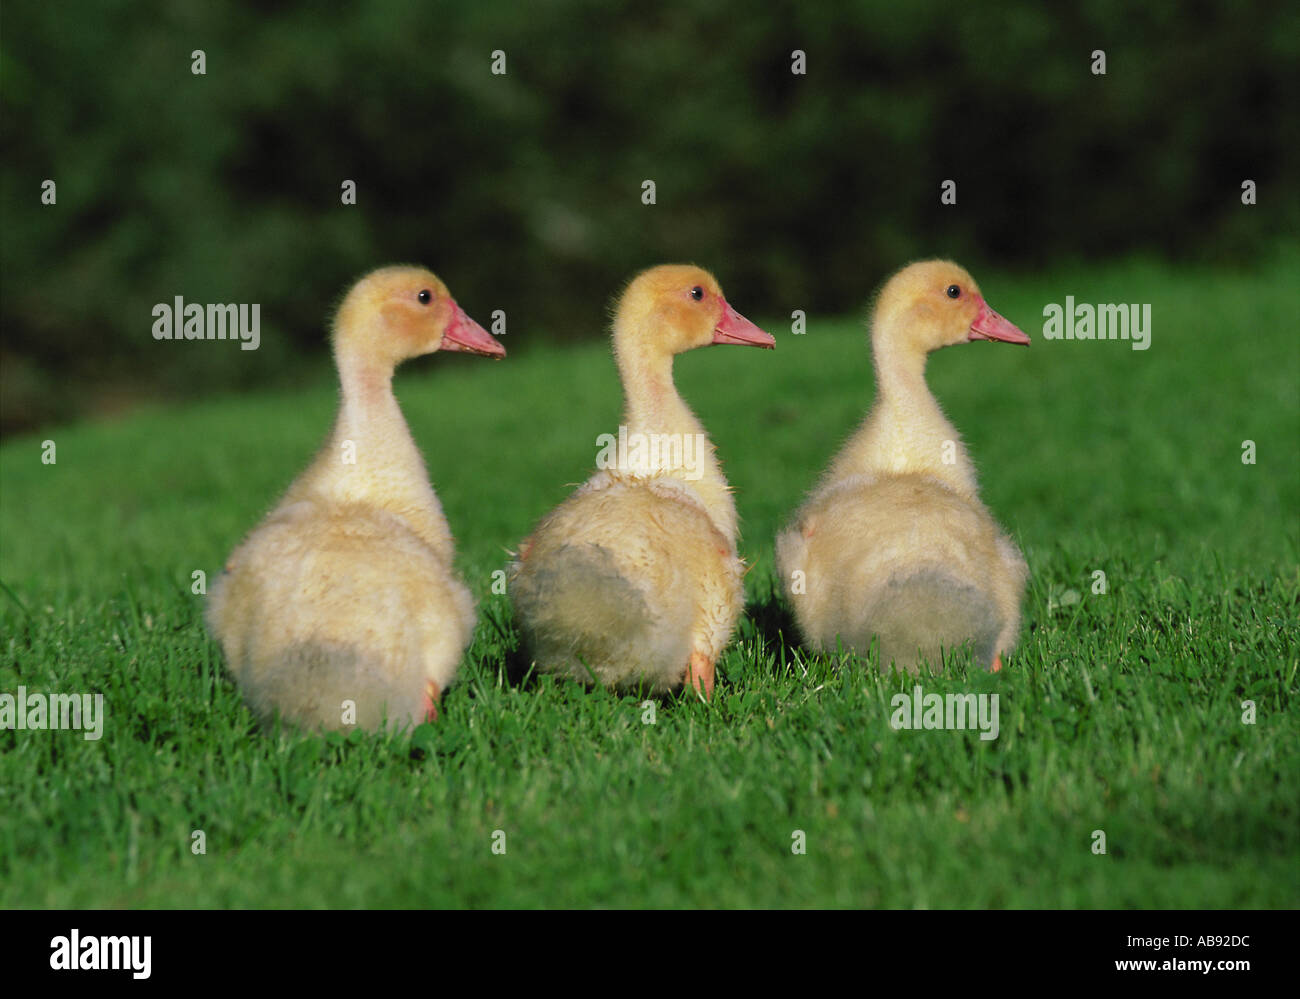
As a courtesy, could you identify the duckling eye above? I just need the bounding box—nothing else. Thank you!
[417,289,432,305]
[690,286,704,301]
[946,285,961,299]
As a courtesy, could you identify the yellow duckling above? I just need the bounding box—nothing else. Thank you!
[207,266,504,730]
[776,260,1028,673]
[509,265,773,698]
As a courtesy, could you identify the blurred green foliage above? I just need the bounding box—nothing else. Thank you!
[2,0,1296,432]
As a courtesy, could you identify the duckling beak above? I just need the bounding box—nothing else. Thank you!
[968,297,1030,345]
[712,300,775,349]
[442,303,506,358]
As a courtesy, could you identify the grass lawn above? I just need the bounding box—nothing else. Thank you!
[1,251,1297,908]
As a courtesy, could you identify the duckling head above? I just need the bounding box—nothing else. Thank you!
[613,264,774,358]
[333,266,505,368]
[872,260,1029,355]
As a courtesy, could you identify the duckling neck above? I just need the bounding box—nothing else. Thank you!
[827,333,978,497]
[286,349,455,559]
[614,340,737,542]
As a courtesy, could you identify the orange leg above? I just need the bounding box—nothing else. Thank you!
[422,680,442,722]
[684,651,716,700]
[991,654,1004,674]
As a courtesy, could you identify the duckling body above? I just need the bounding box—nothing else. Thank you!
[512,474,740,694]
[509,265,773,697]
[210,502,473,730]
[776,260,1028,673]
[207,267,504,730]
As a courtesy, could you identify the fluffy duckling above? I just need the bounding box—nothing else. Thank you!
[509,265,773,698]
[775,260,1028,674]
[206,266,505,731]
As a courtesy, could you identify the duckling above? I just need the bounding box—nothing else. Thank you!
[775,260,1028,674]
[206,266,505,731]
[508,265,773,698]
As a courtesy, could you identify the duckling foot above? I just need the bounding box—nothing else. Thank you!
[684,651,715,700]
[991,654,1004,674]
[422,680,441,722]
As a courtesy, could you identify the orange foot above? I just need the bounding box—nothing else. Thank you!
[684,651,716,700]
[422,680,442,722]
[991,654,1004,674]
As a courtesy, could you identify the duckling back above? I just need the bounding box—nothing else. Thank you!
[777,474,1024,673]
[207,502,474,730]
[847,568,1000,672]
[509,480,737,692]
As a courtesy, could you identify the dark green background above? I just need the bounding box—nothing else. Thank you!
[3,0,1296,432]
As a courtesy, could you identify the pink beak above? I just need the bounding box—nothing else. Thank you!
[441,302,506,358]
[711,300,775,349]
[968,297,1030,345]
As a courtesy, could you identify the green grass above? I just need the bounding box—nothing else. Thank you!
[2,251,1297,908]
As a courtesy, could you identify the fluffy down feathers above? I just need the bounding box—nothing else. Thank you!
[509,477,742,692]
[776,474,1025,672]
[208,504,474,729]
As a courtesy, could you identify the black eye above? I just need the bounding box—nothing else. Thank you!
[690,286,704,301]
[417,289,432,305]
[946,284,961,299]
